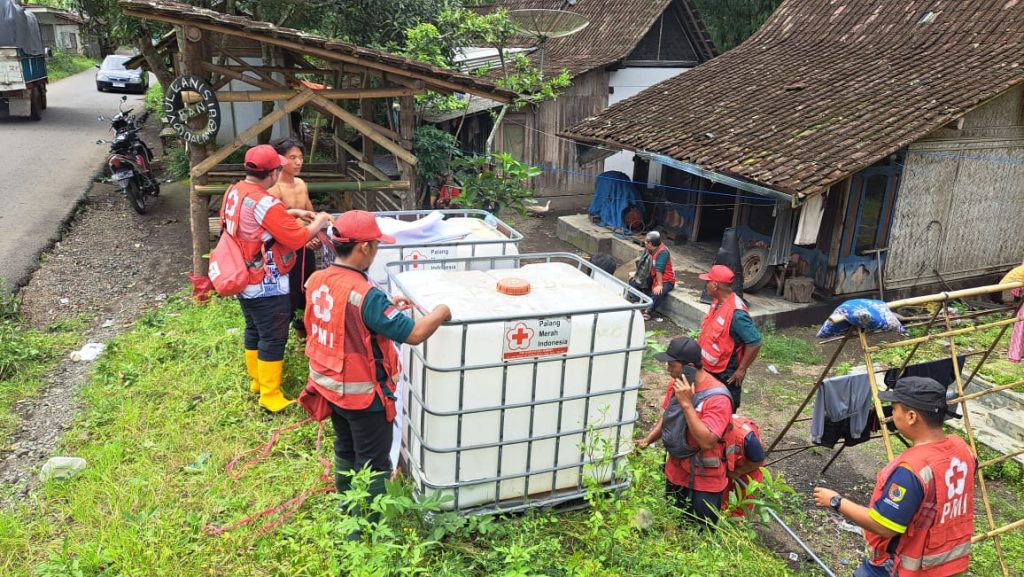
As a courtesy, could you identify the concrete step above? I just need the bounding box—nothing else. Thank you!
[557,214,837,330]
[988,407,1024,444]
[948,403,1024,467]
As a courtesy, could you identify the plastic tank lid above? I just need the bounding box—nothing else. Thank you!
[496,277,531,296]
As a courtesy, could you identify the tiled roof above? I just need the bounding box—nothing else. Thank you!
[118,0,518,102]
[563,0,1024,197]
[479,0,716,78]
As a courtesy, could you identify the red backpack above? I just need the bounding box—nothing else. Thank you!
[209,185,270,296]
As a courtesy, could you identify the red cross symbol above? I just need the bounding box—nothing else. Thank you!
[506,322,534,350]
[408,250,425,269]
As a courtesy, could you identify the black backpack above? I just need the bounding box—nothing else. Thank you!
[662,385,732,459]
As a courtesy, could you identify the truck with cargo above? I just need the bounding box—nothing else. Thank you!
[0,0,47,120]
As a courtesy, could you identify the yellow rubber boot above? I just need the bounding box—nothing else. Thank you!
[257,359,294,413]
[244,349,260,394]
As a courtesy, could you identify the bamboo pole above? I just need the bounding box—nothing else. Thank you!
[972,518,1024,544]
[190,89,317,178]
[214,87,418,102]
[310,94,417,166]
[120,9,514,104]
[332,135,389,180]
[941,305,1009,577]
[194,180,410,196]
[867,316,1021,352]
[886,282,1023,308]
[766,332,853,455]
[897,305,943,375]
[980,448,1024,470]
[859,328,895,461]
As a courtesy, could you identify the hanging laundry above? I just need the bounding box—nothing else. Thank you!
[1010,302,1024,363]
[794,193,825,246]
[1006,261,1024,363]
[884,356,966,388]
[811,373,876,449]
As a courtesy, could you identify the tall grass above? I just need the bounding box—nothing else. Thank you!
[0,296,805,576]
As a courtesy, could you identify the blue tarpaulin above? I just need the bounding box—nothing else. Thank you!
[588,171,638,230]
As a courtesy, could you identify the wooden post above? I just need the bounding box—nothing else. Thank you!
[398,95,416,210]
[359,98,375,210]
[182,25,210,277]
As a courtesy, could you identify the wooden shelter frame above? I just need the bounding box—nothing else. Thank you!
[765,281,1024,577]
[120,1,515,276]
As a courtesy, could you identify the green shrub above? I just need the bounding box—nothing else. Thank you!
[46,50,97,83]
[145,81,163,116]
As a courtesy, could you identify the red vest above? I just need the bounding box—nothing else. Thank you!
[666,374,731,491]
[220,180,296,277]
[649,244,676,285]
[303,266,400,419]
[866,436,975,577]
[697,293,748,374]
[723,415,764,514]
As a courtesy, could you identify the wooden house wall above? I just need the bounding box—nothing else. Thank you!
[885,85,1024,289]
[496,69,609,210]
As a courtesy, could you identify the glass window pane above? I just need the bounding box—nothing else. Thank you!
[855,174,888,254]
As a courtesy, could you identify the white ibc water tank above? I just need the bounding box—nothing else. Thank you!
[368,210,522,294]
[390,254,649,513]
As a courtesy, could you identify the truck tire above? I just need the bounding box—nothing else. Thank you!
[741,247,773,292]
[40,86,47,110]
[29,86,42,121]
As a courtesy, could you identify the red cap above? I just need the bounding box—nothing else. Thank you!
[329,210,396,244]
[699,264,735,283]
[244,145,287,171]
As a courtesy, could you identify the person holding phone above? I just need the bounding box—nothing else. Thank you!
[636,336,734,525]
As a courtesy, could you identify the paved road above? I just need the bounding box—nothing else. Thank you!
[0,68,151,292]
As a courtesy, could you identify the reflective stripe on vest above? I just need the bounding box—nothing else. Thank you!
[304,266,400,411]
[697,292,747,375]
[309,367,376,396]
[900,541,972,572]
[865,436,975,577]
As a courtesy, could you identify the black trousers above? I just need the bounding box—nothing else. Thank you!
[239,294,291,361]
[288,248,317,331]
[331,405,393,474]
[666,479,722,526]
[710,370,743,410]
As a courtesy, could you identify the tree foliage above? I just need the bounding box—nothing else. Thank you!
[693,0,782,52]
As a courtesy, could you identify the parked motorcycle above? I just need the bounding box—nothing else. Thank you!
[104,95,159,214]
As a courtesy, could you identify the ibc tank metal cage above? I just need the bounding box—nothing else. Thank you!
[386,252,653,515]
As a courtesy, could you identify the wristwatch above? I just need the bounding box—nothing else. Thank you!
[829,494,843,513]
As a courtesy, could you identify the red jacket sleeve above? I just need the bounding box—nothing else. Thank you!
[259,202,310,251]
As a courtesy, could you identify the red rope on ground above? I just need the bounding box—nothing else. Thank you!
[205,419,335,537]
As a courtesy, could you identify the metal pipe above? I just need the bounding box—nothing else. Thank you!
[735,478,837,577]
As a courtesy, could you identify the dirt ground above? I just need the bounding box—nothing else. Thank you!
[1,122,191,493]
[5,174,1017,574]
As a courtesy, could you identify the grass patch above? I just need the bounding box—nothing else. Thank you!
[0,296,805,577]
[46,50,98,83]
[874,312,1024,392]
[144,81,163,117]
[0,289,85,446]
[760,327,821,367]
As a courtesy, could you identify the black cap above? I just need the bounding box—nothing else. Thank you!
[878,376,950,416]
[654,336,703,366]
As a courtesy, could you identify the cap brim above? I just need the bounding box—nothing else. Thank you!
[653,352,675,362]
[877,390,899,403]
[698,273,712,281]
[377,233,396,244]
